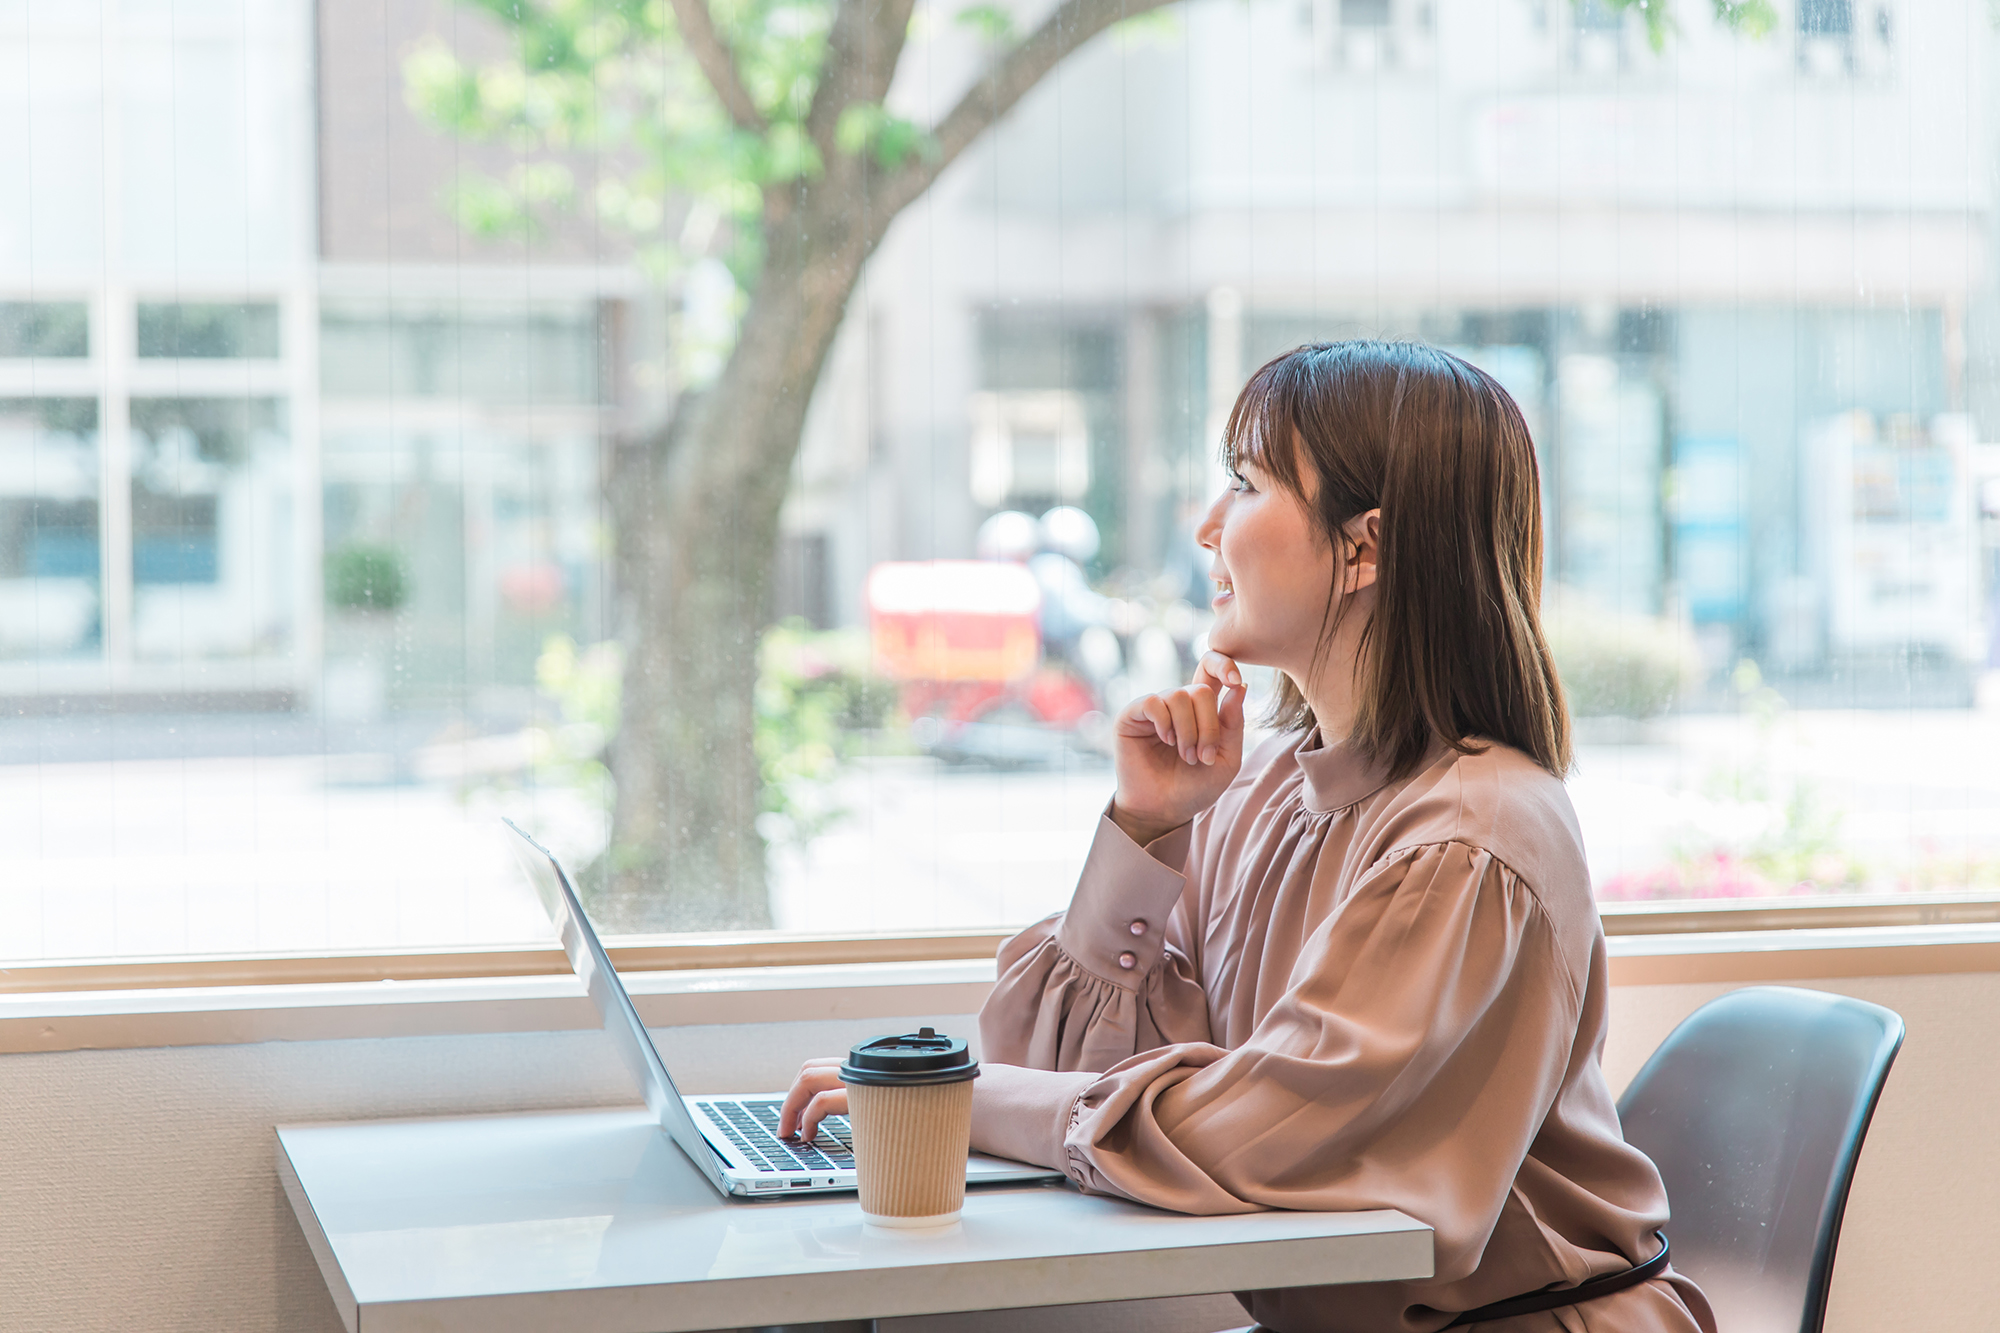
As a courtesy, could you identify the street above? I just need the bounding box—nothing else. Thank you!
[6,705,2000,962]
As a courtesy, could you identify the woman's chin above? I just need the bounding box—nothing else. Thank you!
[1206,631,1292,673]
[1206,632,1259,665]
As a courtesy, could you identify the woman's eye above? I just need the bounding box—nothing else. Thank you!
[1228,467,1254,492]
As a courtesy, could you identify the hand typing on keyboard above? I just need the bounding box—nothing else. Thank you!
[702,1099,855,1173]
[779,1056,850,1143]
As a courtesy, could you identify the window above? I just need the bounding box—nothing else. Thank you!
[1,0,1996,980]
[0,302,89,358]
[1304,0,1432,71]
[0,399,100,660]
[136,302,281,359]
[1798,0,1896,77]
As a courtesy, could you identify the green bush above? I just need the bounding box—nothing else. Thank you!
[755,620,903,848]
[528,622,904,857]
[1543,587,1702,719]
[325,543,409,612]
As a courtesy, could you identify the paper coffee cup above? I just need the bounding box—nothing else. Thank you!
[840,1027,980,1227]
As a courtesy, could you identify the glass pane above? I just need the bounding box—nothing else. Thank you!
[0,302,89,358]
[129,397,291,659]
[4,0,2000,965]
[135,302,280,358]
[319,421,609,711]
[320,304,601,404]
[0,398,100,660]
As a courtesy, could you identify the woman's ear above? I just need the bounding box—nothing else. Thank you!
[1341,509,1383,594]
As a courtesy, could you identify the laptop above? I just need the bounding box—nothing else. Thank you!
[502,817,1065,1199]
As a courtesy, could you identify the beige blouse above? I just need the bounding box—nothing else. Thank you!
[970,729,1717,1333]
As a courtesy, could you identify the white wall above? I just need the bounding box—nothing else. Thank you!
[1,973,1993,1333]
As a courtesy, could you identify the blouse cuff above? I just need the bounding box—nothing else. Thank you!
[1054,811,1191,986]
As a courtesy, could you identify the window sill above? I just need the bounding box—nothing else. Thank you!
[3,925,1998,1055]
[1605,921,2000,984]
[9,893,1997,998]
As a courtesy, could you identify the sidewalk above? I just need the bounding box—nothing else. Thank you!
[5,708,2000,962]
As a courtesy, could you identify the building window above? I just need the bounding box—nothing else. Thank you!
[1305,0,1434,71]
[1798,0,1895,76]
[0,398,101,660]
[0,303,90,359]
[127,397,291,659]
[1570,0,1630,73]
[1799,0,1853,36]
[136,302,282,359]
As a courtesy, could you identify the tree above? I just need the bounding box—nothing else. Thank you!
[410,0,1772,931]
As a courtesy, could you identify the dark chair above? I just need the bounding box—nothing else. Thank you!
[1617,985,1904,1333]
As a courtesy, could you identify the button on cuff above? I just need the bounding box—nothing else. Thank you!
[1056,812,1188,986]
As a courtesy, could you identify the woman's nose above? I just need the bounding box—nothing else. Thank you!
[1196,489,1228,549]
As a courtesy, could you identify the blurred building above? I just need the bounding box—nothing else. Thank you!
[0,0,632,716]
[814,0,2000,698]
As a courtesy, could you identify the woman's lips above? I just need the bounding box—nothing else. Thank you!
[1212,578,1233,608]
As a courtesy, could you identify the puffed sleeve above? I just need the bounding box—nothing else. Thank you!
[1059,839,1585,1275]
[979,810,1216,1075]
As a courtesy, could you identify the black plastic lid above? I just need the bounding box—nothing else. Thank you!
[838,1027,981,1087]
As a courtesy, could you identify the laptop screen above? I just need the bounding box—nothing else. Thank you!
[501,817,734,1195]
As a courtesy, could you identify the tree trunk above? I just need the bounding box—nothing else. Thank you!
[599,198,872,932]
[591,0,1169,932]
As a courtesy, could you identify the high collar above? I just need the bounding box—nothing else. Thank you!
[1294,727,1400,814]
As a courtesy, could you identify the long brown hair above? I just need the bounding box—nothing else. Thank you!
[1221,340,1571,779]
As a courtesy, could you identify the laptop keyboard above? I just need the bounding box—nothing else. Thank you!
[697,1098,856,1174]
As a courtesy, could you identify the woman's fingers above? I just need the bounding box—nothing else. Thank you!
[777,1058,846,1138]
[1139,693,1177,748]
[796,1088,850,1143]
[1114,662,1243,767]
[1218,673,1247,740]
[1193,650,1243,692]
[1163,690,1202,764]
[1190,685,1223,765]
[1114,686,1234,766]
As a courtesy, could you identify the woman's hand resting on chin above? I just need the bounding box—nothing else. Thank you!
[1109,650,1247,846]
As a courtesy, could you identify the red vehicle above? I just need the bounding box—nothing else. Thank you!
[866,561,1098,743]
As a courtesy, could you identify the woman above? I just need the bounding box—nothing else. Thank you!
[782,342,1714,1333]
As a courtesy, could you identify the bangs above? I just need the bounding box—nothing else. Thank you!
[1220,356,1306,493]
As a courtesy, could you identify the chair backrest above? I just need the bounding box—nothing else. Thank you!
[1616,985,1903,1333]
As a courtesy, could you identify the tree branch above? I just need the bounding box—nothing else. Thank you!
[806,0,923,160]
[669,0,767,133]
[874,0,1175,218]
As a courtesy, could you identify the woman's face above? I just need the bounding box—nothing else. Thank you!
[1195,455,1342,677]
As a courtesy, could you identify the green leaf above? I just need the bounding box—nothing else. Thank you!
[835,102,937,170]
[1579,0,1779,51]
[834,102,886,156]
[1112,9,1180,43]
[403,41,489,133]
[447,174,537,237]
[1710,0,1777,38]
[954,2,1014,43]
[1591,0,1675,53]
[761,120,825,182]
[443,161,575,237]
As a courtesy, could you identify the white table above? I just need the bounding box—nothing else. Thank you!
[278,1107,1434,1333]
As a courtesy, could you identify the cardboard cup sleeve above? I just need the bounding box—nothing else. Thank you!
[844,1079,977,1226]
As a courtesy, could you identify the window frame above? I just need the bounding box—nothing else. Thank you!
[7,892,2000,994]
